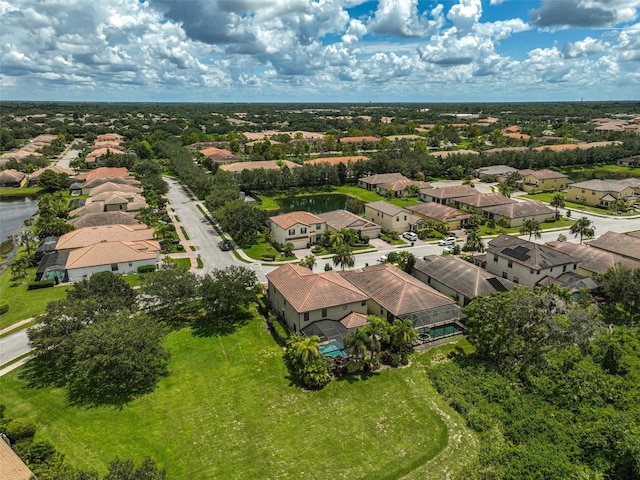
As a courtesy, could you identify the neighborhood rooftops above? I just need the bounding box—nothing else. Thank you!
[546,240,640,275]
[56,224,155,251]
[270,211,325,230]
[65,240,160,270]
[586,231,640,261]
[483,200,555,218]
[487,234,579,270]
[219,160,301,172]
[420,185,479,199]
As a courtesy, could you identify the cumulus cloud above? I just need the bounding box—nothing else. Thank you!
[530,0,640,28]
[562,37,607,58]
[368,0,443,37]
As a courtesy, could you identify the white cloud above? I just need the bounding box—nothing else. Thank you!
[530,0,640,28]
[368,0,443,37]
[562,37,607,58]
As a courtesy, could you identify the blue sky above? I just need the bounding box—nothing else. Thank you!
[1,0,639,103]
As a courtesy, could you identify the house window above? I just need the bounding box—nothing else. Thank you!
[361,300,366,306]
[288,229,295,235]
[550,267,553,272]
[529,269,534,274]
[343,305,347,310]
[581,189,585,193]
[537,270,540,275]
[321,308,327,318]
[404,215,407,221]
[304,312,309,322]
[111,263,119,271]
[502,272,508,279]
[301,227,307,234]
[128,262,133,267]
[119,205,124,210]
[493,255,498,262]
[563,265,567,272]
[508,261,513,268]
[316,224,322,230]
[513,277,520,284]
[574,264,577,270]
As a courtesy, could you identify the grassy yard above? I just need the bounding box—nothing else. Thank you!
[480,217,575,236]
[0,267,70,329]
[168,257,192,270]
[0,315,477,479]
[560,164,640,181]
[0,186,42,197]
[523,193,635,216]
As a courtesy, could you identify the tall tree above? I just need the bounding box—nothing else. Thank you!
[199,266,260,322]
[570,216,595,244]
[299,254,317,270]
[550,192,565,216]
[344,327,368,359]
[520,218,542,241]
[597,264,640,326]
[332,244,355,270]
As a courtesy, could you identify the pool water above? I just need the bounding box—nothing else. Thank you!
[319,341,348,358]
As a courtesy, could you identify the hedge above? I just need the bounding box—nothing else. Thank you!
[261,254,277,261]
[27,280,55,290]
[0,299,8,315]
[268,313,290,345]
[138,265,157,273]
[6,418,37,442]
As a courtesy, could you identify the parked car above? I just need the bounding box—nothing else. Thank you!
[442,245,454,253]
[218,240,231,251]
[438,237,456,246]
[402,231,418,242]
[378,254,388,263]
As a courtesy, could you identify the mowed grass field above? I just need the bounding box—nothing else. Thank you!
[0,314,477,479]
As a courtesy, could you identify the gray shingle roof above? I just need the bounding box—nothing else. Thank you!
[488,234,579,269]
[483,200,555,218]
[586,231,640,261]
[546,241,640,274]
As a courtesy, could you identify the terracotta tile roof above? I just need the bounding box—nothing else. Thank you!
[503,133,531,140]
[68,212,140,228]
[29,165,74,178]
[199,147,241,162]
[378,179,432,191]
[0,440,33,480]
[86,147,124,160]
[66,240,160,270]
[503,125,521,132]
[431,149,479,157]
[339,136,380,143]
[219,160,301,172]
[365,200,406,216]
[88,182,141,197]
[340,264,456,316]
[482,147,529,154]
[96,133,123,142]
[92,141,122,150]
[340,312,369,329]
[270,211,325,229]
[547,241,640,275]
[0,169,26,182]
[487,234,579,269]
[420,185,479,199]
[317,210,379,232]
[56,224,155,250]
[267,263,368,313]
[483,200,555,218]
[414,255,516,299]
[586,231,640,261]
[81,176,140,189]
[455,192,514,208]
[533,144,580,152]
[524,169,568,180]
[304,155,368,166]
[77,167,130,181]
[405,202,469,222]
[359,172,408,185]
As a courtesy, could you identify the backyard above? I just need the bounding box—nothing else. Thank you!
[523,192,637,216]
[0,314,477,479]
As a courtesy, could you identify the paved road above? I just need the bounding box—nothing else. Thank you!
[0,329,30,365]
[56,147,80,169]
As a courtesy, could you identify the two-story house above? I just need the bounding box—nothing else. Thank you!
[485,234,580,288]
[364,201,423,234]
[518,169,568,192]
[419,185,479,205]
[567,180,635,208]
[269,211,327,249]
[405,202,470,230]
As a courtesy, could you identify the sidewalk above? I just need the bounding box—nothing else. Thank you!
[0,318,33,336]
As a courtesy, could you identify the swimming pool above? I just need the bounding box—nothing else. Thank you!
[319,340,348,358]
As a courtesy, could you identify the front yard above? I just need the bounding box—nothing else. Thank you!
[523,192,637,216]
[0,313,478,479]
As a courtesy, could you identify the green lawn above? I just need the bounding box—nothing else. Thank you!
[560,164,640,181]
[168,257,192,270]
[480,217,575,236]
[0,315,477,479]
[523,193,635,216]
[0,267,70,329]
[0,186,42,197]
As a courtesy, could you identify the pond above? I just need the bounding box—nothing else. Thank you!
[0,196,38,240]
[273,194,355,215]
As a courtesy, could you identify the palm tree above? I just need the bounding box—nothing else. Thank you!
[282,242,295,258]
[332,244,354,270]
[497,215,510,233]
[12,229,36,258]
[287,335,321,367]
[497,181,514,198]
[520,218,541,241]
[570,216,595,244]
[390,319,417,353]
[550,192,565,217]
[364,316,390,360]
[344,327,368,359]
[299,254,316,270]
[614,197,630,212]
[329,229,345,249]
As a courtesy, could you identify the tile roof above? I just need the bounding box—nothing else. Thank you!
[339,136,380,142]
[483,200,555,218]
[66,240,160,269]
[88,182,141,197]
[586,231,640,261]
[487,234,579,269]
[455,192,514,208]
[503,132,531,140]
[199,147,241,162]
[219,160,301,172]
[420,185,479,199]
[56,224,155,250]
[81,176,140,189]
[0,440,33,480]
[533,144,580,152]
[524,169,568,180]
[29,165,74,178]
[340,312,369,329]
[270,211,325,229]
[570,179,631,193]
[430,149,479,157]
[340,264,455,316]
[359,172,408,185]
[365,200,406,216]
[378,179,432,191]
[317,210,379,231]
[475,165,518,175]
[546,241,640,275]
[266,263,368,313]
[68,212,140,228]
[414,255,516,299]
[0,169,26,182]
[304,155,369,166]
[77,167,130,181]
[405,202,469,222]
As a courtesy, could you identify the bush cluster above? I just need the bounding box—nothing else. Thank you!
[0,299,9,315]
[27,280,55,290]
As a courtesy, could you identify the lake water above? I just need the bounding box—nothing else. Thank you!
[0,196,38,240]
[274,194,352,215]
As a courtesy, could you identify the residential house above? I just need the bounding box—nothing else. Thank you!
[81,176,141,195]
[567,180,635,208]
[546,241,640,276]
[200,147,241,163]
[88,182,142,198]
[486,234,580,288]
[376,179,432,198]
[68,211,140,228]
[266,263,369,334]
[357,172,408,191]
[615,178,640,195]
[55,224,155,252]
[586,231,640,262]
[413,255,516,306]
[518,169,568,192]
[85,147,124,166]
[65,240,160,282]
[0,169,27,188]
[317,209,381,239]
[453,192,514,214]
[405,202,470,230]
[339,136,380,144]
[474,164,518,181]
[76,167,130,182]
[304,155,368,166]
[364,201,423,234]
[340,264,463,336]
[28,165,74,185]
[269,211,327,249]
[219,160,301,173]
[482,200,556,227]
[419,185,479,204]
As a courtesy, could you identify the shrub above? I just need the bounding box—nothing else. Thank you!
[346,358,365,374]
[311,245,323,254]
[0,299,9,315]
[28,441,56,463]
[176,244,185,252]
[262,253,276,261]
[270,315,290,345]
[6,417,37,442]
[137,265,157,273]
[27,280,55,290]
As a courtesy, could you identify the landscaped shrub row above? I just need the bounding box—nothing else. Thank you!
[261,253,276,261]
[268,313,289,345]
[0,299,9,315]
[138,265,157,273]
[27,280,55,290]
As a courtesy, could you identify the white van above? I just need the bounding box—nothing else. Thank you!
[402,232,418,242]
[438,237,456,246]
